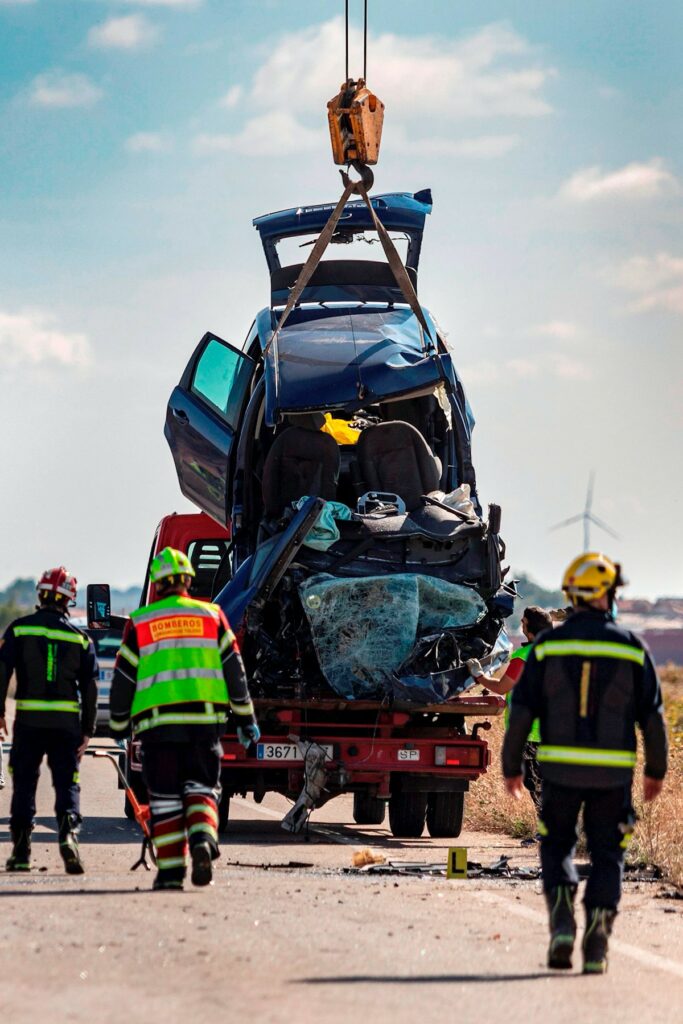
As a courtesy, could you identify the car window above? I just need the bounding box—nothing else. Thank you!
[191,336,253,429]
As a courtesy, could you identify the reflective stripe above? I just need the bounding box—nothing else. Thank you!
[109,717,130,732]
[142,638,217,656]
[134,711,226,734]
[156,856,187,870]
[118,644,139,667]
[535,640,644,665]
[131,597,221,626]
[13,626,88,648]
[145,667,225,686]
[219,629,236,653]
[16,699,80,713]
[537,745,636,768]
[154,831,186,847]
[231,700,255,717]
[188,822,217,838]
[186,803,218,820]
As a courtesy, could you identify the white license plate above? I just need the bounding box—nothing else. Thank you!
[398,748,420,761]
[256,743,334,761]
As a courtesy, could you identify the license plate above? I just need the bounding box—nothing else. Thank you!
[398,748,420,761]
[99,668,113,683]
[256,743,334,761]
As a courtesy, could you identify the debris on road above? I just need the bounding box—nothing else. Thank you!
[351,849,386,868]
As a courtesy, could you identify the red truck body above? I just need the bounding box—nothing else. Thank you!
[129,511,505,837]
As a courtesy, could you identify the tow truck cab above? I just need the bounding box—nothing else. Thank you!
[128,511,504,839]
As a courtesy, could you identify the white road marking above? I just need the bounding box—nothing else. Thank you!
[475,890,683,980]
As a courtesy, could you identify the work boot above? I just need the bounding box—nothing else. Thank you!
[546,885,577,970]
[58,814,85,876]
[190,841,213,887]
[152,873,184,892]
[582,907,616,975]
[6,829,32,872]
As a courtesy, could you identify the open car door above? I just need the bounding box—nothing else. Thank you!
[164,332,255,525]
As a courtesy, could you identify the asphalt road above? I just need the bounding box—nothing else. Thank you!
[1,740,682,1024]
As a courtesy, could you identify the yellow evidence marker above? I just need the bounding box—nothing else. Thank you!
[446,847,468,879]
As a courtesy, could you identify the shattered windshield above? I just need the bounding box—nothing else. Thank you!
[299,573,487,701]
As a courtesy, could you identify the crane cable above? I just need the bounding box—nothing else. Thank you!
[344,0,368,82]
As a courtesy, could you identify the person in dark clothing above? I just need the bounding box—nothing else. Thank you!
[110,547,259,891]
[502,553,667,974]
[0,567,98,874]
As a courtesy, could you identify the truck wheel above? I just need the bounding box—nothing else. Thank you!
[426,792,464,838]
[353,792,386,826]
[388,791,427,838]
[218,789,231,834]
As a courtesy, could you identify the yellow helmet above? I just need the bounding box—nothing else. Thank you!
[562,552,625,605]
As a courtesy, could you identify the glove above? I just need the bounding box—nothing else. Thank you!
[466,658,484,678]
[236,723,261,749]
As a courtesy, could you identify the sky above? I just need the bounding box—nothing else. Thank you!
[0,1,681,600]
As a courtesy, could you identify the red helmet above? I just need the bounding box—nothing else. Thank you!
[37,567,78,605]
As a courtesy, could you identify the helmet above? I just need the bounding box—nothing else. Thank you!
[562,552,625,605]
[149,547,195,585]
[37,567,78,605]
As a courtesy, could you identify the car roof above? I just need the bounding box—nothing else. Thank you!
[256,303,444,424]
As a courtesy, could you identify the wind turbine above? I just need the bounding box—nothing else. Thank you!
[550,471,619,551]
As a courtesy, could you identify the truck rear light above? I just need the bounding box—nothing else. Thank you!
[435,746,481,767]
[223,753,238,761]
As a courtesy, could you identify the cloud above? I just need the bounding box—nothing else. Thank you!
[88,15,158,51]
[248,19,553,121]
[462,350,591,384]
[29,71,103,109]
[211,19,551,166]
[0,310,91,369]
[607,253,683,316]
[220,85,243,109]
[125,131,172,153]
[559,158,678,202]
[529,320,579,340]
[399,132,520,159]
[193,112,321,158]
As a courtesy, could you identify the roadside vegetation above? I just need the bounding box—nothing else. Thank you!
[465,665,683,888]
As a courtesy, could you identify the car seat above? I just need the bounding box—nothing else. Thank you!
[356,420,441,512]
[261,424,340,518]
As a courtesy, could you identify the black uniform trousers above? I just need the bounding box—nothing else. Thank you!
[9,724,81,832]
[540,781,631,911]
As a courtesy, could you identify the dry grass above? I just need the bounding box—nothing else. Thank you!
[465,665,683,887]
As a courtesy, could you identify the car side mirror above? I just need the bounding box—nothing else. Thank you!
[87,584,111,629]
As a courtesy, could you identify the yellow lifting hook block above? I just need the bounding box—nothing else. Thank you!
[327,78,385,168]
[446,847,468,879]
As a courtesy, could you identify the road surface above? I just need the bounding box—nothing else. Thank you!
[0,740,681,1024]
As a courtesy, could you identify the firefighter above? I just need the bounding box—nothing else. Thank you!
[468,605,553,813]
[109,547,259,891]
[0,568,98,874]
[502,553,668,974]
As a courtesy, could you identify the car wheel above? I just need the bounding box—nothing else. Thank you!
[426,792,465,838]
[388,791,427,838]
[352,791,386,825]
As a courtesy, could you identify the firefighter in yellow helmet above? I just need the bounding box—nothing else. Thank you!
[110,548,259,891]
[502,553,667,974]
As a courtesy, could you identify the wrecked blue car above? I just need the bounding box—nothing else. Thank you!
[164,189,512,704]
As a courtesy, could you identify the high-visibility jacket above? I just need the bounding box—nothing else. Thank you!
[504,643,540,742]
[0,608,98,735]
[502,609,668,788]
[110,594,255,740]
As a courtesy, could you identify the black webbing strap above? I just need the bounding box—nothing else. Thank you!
[264,173,433,357]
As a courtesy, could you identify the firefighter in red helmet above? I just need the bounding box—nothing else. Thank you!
[0,567,99,874]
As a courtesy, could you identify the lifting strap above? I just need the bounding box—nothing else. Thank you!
[264,172,434,358]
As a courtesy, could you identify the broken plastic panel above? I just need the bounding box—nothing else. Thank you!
[299,573,487,700]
